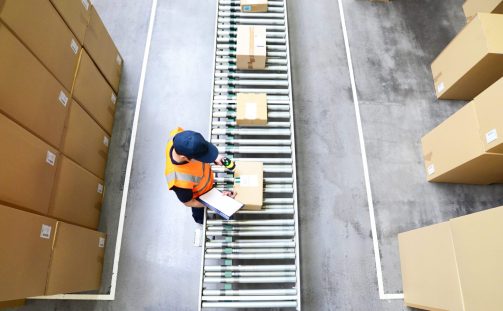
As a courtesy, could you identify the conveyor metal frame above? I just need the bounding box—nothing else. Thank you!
[198,0,301,309]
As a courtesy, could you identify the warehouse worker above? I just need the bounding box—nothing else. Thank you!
[165,127,235,225]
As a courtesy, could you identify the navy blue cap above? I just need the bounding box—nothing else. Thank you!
[173,131,219,163]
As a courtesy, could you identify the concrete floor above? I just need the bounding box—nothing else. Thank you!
[10,0,503,310]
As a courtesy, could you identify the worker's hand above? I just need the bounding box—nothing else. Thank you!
[214,154,225,166]
[222,191,237,199]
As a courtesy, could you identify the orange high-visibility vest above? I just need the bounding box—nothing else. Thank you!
[165,127,215,199]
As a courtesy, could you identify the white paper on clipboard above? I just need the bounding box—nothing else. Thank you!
[198,188,243,220]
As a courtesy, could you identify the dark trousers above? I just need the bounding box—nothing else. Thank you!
[192,207,204,224]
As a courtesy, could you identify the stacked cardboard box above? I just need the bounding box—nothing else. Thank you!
[431,13,503,100]
[0,0,122,302]
[422,78,503,184]
[399,206,503,311]
[463,0,503,22]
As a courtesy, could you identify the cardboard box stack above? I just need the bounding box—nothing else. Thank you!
[431,13,503,100]
[399,206,503,311]
[234,161,264,210]
[425,6,503,185]
[236,93,268,125]
[236,25,267,70]
[463,0,503,22]
[240,0,268,13]
[0,0,122,303]
[421,78,503,184]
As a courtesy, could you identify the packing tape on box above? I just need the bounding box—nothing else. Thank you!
[248,27,255,69]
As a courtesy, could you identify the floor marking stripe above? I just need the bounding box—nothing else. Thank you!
[336,0,404,300]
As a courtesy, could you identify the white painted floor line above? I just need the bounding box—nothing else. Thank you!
[31,0,159,301]
[336,0,404,301]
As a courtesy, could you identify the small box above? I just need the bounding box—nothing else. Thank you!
[0,205,57,301]
[234,162,264,210]
[0,0,81,91]
[50,156,104,229]
[421,78,503,184]
[236,93,268,125]
[84,6,123,93]
[241,0,268,13]
[50,0,92,43]
[0,113,59,214]
[463,0,503,22]
[72,49,117,135]
[0,24,69,148]
[430,13,503,100]
[236,25,266,70]
[61,101,110,179]
[45,222,106,295]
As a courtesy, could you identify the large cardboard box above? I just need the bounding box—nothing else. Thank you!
[449,206,503,311]
[399,206,503,311]
[0,24,69,148]
[46,222,106,295]
[50,156,104,229]
[398,222,463,311]
[61,102,110,179]
[0,300,25,309]
[421,79,503,184]
[236,25,266,70]
[50,0,91,43]
[241,0,268,13]
[84,6,123,93]
[463,0,503,22]
[430,13,503,100]
[234,161,264,210]
[0,205,57,301]
[0,114,59,214]
[236,93,268,126]
[0,0,81,91]
[471,77,503,154]
[72,49,117,135]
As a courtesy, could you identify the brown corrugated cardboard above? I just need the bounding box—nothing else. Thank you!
[50,156,104,229]
[0,113,59,214]
[0,300,25,309]
[0,205,57,301]
[463,0,503,22]
[241,0,268,12]
[0,24,69,148]
[50,0,91,43]
[430,13,503,100]
[399,206,503,311]
[421,98,503,184]
[0,0,81,91]
[234,161,264,210]
[472,77,503,154]
[72,49,117,135]
[46,222,106,295]
[84,6,122,92]
[449,206,503,311]
[61,101,110,179]
[398,222,463,311]
[236,25,266,70]
[236,93,268,125]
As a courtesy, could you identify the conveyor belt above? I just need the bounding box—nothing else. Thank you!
[198,0,300,309]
